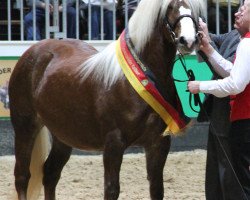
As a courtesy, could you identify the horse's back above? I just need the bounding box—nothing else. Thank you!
[11,38,97,80]
[28,39,96,67]
[9,39,97,120]
[39,39,97,60]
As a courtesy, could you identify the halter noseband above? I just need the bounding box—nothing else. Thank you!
[163,14,199,43]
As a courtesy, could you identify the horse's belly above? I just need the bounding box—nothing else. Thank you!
[40,113,105,151]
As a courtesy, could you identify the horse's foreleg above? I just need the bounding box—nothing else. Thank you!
[145,135,171,200]
[43,136,72,200]
[103,129,126,200]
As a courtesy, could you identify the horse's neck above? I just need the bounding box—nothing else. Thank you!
[134,30,178,105]
[140,33,177,88]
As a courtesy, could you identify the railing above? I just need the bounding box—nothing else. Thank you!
[0,0,243,42]
[0,0,136,41]
[209,0,243,34]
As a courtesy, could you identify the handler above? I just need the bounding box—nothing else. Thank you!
[197,18,244,200]
[188,0,250,199]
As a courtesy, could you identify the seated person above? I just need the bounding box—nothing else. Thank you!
[116,0,138,33]
[85,0,116,40]
[24,0,77,40]
[122,0,137,19]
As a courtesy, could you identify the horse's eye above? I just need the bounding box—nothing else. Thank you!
[168,5,173,10]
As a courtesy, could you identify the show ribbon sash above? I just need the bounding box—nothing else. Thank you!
[115,30,191,135]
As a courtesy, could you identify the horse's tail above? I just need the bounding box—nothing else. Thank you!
[11,126,50,200]
[27,126,50,200]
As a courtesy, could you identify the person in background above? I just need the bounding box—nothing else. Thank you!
[116,0,137,32]
[122,0,137,19]
[0,81,9,109]
[207,0,240,34]
[87,0,116,40]
[197,18,245,200]
[24,0,76,40]
[189,1,250,199]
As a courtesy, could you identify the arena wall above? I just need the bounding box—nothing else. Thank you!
[0,120,208,155]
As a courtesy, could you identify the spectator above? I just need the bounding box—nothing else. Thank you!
[207,0,240,33]
[116,0,138,32]
[24,0,77,40]
[188,1,250,198]
[122,0,137,19]
[0,81,9,109]
[85,0,116,40]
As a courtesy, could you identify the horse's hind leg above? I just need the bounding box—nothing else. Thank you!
[103,129,126,200]
[43,136,72,200]
[12,114,42,200]
[145,136,171,200]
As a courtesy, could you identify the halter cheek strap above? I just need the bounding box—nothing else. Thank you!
[163,14,199,43]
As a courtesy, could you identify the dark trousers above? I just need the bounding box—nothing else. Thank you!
[90,5,114,40]
[230,119,250,200]
[205,128,247,200]
[24,7,76,40]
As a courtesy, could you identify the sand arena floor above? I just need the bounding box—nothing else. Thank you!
[0,150,206,200]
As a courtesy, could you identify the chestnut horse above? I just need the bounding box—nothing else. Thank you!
[9,0,204,199]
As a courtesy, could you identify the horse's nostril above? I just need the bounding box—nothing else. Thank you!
[179,36,187,45]
[195,33,201,44]
[195,36,199,44]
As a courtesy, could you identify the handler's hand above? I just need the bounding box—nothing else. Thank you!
[198,31,214,55]
[199,18,210,41]
[188,81,200,94]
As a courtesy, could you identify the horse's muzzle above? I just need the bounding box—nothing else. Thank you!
[196,32,203,44]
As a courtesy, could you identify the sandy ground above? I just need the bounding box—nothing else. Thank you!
[0,150,206,200]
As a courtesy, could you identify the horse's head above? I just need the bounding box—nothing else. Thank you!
[128,0,205,55]
[162,0,204,55]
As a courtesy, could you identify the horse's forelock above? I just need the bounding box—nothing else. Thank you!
[161,0,206,22]
[185,0,206,21]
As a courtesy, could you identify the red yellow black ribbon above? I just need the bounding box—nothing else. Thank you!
[115,30,191,135]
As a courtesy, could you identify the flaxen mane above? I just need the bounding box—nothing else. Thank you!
[79,0,205,89]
